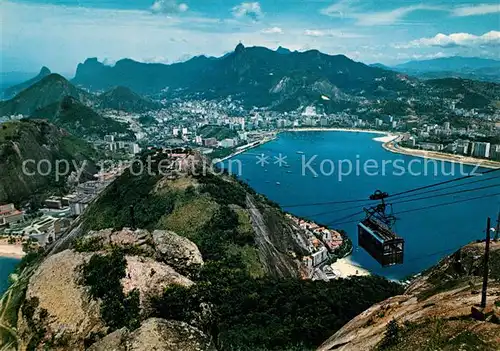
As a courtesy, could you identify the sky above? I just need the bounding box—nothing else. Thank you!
[1,0,499,74]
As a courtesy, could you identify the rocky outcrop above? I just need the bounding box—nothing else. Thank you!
[88,318,215,351]
[17,250,104,350]
[318,241,500,351]
[122,255,193,307]
[16,228,204,350]
[152,229,204,270]
[83,228,204,271]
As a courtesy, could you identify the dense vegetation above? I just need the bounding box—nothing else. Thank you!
[151,260,403,350]
[31,96,134,139]
[97,86,161,113]
[79,249,140,333]
[198,125,238,140]
[0,120,98,205]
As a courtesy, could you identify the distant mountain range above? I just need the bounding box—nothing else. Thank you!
[377,56,500,83]
[1,48,499,120]
[72,43,416,110]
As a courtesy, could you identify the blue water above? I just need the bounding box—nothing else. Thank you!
[0,257,20,294]
[225,131,499,280]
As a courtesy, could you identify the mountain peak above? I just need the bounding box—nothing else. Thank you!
[39,66,51,75]
[276,46,292,55]
[235,43,245,54]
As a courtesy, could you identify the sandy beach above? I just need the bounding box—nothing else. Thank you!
[330,257,370,279]
[0,239,25,259]
[372,135,398,143]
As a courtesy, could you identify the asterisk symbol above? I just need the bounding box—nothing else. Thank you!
[274,153,288,167]
[256,154,270,167]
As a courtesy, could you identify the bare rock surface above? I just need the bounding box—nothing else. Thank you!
[17,250,105,350]
[88,318,216,351]
[121,255,193,307]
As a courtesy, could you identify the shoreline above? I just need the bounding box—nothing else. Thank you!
[283,127,389,135]
[383,138,500,170]
[282,128,499,169]
[330,256,370,279]
[0,244,25,259]
[218,136,277,162]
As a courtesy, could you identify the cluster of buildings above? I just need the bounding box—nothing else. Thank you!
[0,204,24,227]
[0,170,120,249]
[402,122,500,161]
[102,135,141,155]
[287,214,345,280]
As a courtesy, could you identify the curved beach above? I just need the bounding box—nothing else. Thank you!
[382,137,500,170]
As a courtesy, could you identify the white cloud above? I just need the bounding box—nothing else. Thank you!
[320,0,358,18]
[232,2,263,21]
[261,27,283,34]
[321,1,444,26]
[355,5,442,26]
[407,31,500,48]
[452,4,500,17]
[304,29,365,38]
[151,0,188,14]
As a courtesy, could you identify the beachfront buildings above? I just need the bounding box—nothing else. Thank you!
[287,214,345,270]
[0,204,24,226]
[471,142,491,159]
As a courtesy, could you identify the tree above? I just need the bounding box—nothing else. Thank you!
[379,319,400,350]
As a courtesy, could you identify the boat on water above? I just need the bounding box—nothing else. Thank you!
[276,182,281,185]
[287,171,292,173]
[297,151,304,154]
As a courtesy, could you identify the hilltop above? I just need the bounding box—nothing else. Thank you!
[318,240,500,351]
[3,67,52,100]
[0,119,98,205]
[96,86,162,113]
[1,150,402,350]
[0,74,93,117]
[31,96,134,139]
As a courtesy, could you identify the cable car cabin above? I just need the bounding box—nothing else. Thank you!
[358,218,404,267]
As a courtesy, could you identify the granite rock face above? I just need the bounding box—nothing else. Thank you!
[88,318,216,351]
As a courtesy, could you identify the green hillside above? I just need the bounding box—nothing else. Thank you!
[0,74,92,117]
[31,96,134,139]
[75,151,403,350]
[97,86,162,113]
[198,125,238,140]
[0,119,98,205]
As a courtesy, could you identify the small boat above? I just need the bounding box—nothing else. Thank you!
[297,151,304,154]
[276,182,281,185]
[313,175,319,178]
[287,171,292,173]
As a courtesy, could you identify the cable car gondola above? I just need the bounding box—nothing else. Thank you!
[357,190,404,267]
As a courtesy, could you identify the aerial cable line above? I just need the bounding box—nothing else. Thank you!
[281,168,500,209]
[323,191,500,227]
[388,167,500,198]
[304,181,500,221]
